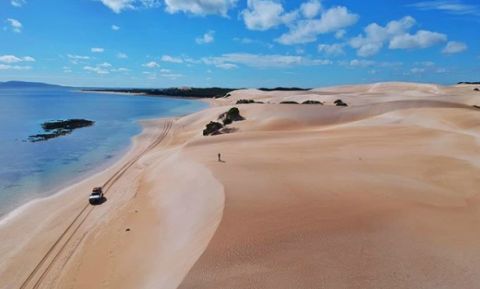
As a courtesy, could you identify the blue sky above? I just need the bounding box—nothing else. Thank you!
[0,0,479,88]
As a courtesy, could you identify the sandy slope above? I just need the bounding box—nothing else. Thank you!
[1,82,480,289]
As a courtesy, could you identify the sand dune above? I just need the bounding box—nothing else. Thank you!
[1,82,480,289]
[179,82,480,289]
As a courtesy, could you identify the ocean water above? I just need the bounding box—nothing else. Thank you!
[0,87,207,217]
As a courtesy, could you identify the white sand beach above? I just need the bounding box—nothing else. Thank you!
[1,82,480,289]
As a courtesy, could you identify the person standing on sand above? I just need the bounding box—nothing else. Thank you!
[218,153,221,162]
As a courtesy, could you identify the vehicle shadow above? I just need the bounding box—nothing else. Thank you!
[90,196,107,206]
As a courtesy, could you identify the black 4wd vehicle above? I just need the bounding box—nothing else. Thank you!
[89,187,105,205]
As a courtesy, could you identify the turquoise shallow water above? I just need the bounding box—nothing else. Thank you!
[0,87,207,217]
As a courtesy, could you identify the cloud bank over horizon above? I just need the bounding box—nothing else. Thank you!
[0,0,478,87]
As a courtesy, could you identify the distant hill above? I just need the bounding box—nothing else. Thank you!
[0,81,65,89]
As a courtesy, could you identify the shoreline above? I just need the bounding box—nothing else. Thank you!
[0,91,210,222]
[0,116,186,287]
[0,119,140,227]
[77,89,146,96]
[0,139,131,221]
[0,113,170,224]
[79,89,210,101]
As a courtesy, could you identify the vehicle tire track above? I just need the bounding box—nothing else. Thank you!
[18,119,173,289]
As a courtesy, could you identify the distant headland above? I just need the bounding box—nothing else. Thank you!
[82,87,310,98]
[0,81,66,89]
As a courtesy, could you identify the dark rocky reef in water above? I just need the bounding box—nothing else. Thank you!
[28,119,94,142]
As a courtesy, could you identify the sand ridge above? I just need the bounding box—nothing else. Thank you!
[179,82,480,289]
[1,82,480,289]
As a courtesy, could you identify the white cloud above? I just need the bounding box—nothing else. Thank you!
[442,41,467,54]
[84,65,109,74]
[202,53,331,69]
[112,67,129,72]
[409,1,480,16]
[100,0,134,13]
[140,0,161,8]
[142,61,160,68]
[233,37,275,48]
[112,24,120,31]
[277,6,358,45]
[164,0,238,16]
[350,16,415,57]
[91,47,105,53]
[415,61,435,66]
[350,16,447,57]
[11,0,26,7]
[83,66,106,74]
[196,30,215,44]
[148,52,331,70]
[410,67,425,74]
[389,30,447,49]
[404,61,447,75]
[215,63,238,70]
[117,52,128,59]
[405,62,447,75]
[67,54,90,60]
[300,0,322,18]
[160,72,183,79]
[161,55,184,63]
[335,29,346,39]
[241,0,296,31]
[0,55,35,63]
[317,43,345,56]
[348,59,375,67]
[241,1,356,44]
[22,56,35,62]
[0,64,31,70]
[233,37,254,44]
[339,59,403,69]
[99,62,112,68]
[203,53,300,68]
[311,59,332,65]
[100,0,160,13]
[6,18,22,33]
[67,54,90,64]
[183,57,201,64]
[83,62,123,74]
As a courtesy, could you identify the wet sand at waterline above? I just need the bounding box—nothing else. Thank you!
[1,82,480,289]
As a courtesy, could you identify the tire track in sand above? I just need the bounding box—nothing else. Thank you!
[18,119,173,289]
